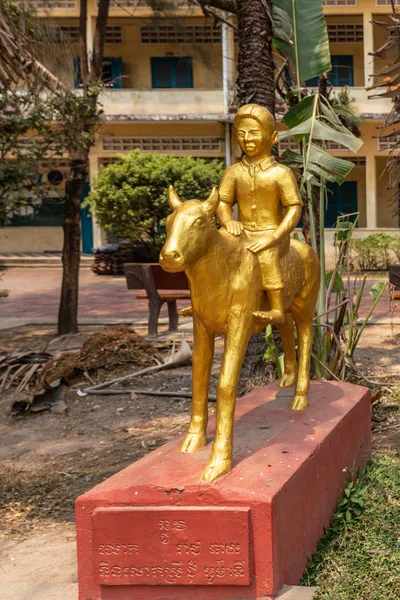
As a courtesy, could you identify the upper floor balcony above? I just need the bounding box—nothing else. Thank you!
[23,0,197,17]
[74,86,391,121]
[94,88,226,119]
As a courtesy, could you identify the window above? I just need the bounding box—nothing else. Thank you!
[30,0,77,7]
[109,0,188,6]
[105,26,123,44]
[58,26,122,44]
[151,57,193,89]
[141,24,222,45]
[306,55,354,87]
[101,136,221,152]
[348,157,366,166]
[58,26,79,43]
[325,181,358,227]
[322,0,357,5]
[278,138,300,153]
[3,198,66,227]
[325,141,347,150]
[328,23,363,43]
[73,57,123,88]
[378,133,400,151]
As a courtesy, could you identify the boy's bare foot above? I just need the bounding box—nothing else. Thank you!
[252,310,285,325]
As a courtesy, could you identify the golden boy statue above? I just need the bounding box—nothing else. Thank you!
[217,104,303,325]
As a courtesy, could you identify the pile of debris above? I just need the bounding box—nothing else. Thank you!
[1,326,162,416]
[0,351,53,396]
[41,325,160,388]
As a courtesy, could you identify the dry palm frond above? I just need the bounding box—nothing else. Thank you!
[368,7,400,217]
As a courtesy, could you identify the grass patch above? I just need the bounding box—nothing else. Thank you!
[301,454,400,599]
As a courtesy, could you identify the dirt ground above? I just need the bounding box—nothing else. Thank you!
[0,323,399,586]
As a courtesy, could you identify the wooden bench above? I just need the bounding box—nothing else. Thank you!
[123,263,190,336]
[389,265,400,300]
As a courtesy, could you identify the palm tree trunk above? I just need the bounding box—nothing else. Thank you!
[236,0,275,113]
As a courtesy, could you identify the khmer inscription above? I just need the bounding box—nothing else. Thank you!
[92,506,251,586]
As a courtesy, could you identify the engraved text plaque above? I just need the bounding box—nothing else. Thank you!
[92,506,251,586]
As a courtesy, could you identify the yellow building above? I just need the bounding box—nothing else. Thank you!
[1,0,399,253]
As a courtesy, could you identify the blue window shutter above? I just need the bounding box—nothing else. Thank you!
[325,181,357,227]
[111,57,123,88]
[151,57,193,88]
[305,76,320,88]
[175,58,193,87]
[340,181,358,217]
[73,56,81,88]
[330,55,354,87]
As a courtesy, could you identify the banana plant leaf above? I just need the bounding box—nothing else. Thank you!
[272,0,331,83]
[278,117,363,152]
[282,145,355,185]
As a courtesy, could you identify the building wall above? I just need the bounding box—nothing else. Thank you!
[326,15,365,86]
[96,121,225,159]
[2,0,400,254]
[0,227,64,252]
[376,156,399,228]
[52,16,224,90]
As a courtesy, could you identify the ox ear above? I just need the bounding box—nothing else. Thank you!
[168,185,182,210]
[203,187,220,215]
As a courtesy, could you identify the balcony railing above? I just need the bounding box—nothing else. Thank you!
[26,0,77,7]
[108,0,189,7]
[322,0,357,6]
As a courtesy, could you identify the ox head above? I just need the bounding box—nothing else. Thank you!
[159,186,220,272]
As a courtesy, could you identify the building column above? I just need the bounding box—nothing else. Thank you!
[222,14,235,166]
[363,11,374,88]
[87,15,95,66]
[89,152,104,247]
[365,153,377,229]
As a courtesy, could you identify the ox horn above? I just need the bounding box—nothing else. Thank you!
[168,185,182,210]
[203,187,220,214]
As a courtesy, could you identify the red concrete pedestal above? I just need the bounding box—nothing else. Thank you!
[76,381,371,600]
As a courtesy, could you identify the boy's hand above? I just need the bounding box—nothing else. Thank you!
[224,220,244,236]
[246,235,277,253]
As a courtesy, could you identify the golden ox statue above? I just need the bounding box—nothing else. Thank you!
[160,186,320,483]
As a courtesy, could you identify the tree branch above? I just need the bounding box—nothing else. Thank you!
[192,0,237,15]
[91,0,111,81]
[0,0,65,91]
[80,0,89,92]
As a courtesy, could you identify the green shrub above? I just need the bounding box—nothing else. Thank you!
[87,151,224,248]
[350,233,393,270]
[390,236,400,262]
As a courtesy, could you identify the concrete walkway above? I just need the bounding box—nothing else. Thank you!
[0,267,396,330]
[0,584,317,600]
[0,584,78,600]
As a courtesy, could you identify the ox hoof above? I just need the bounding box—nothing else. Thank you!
[290,394,309,411]
[279,372,297,388]
[179,306,193,317]
[180,432,206,453]
[201,455,232,482]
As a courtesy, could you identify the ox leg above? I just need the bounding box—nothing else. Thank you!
[277,314,298,388]
[180,314,214,454]
[291,316,313,411]
[202,314,252,483]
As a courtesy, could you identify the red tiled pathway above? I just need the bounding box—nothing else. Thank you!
[0,268,190,324]
[0,267,395,325]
